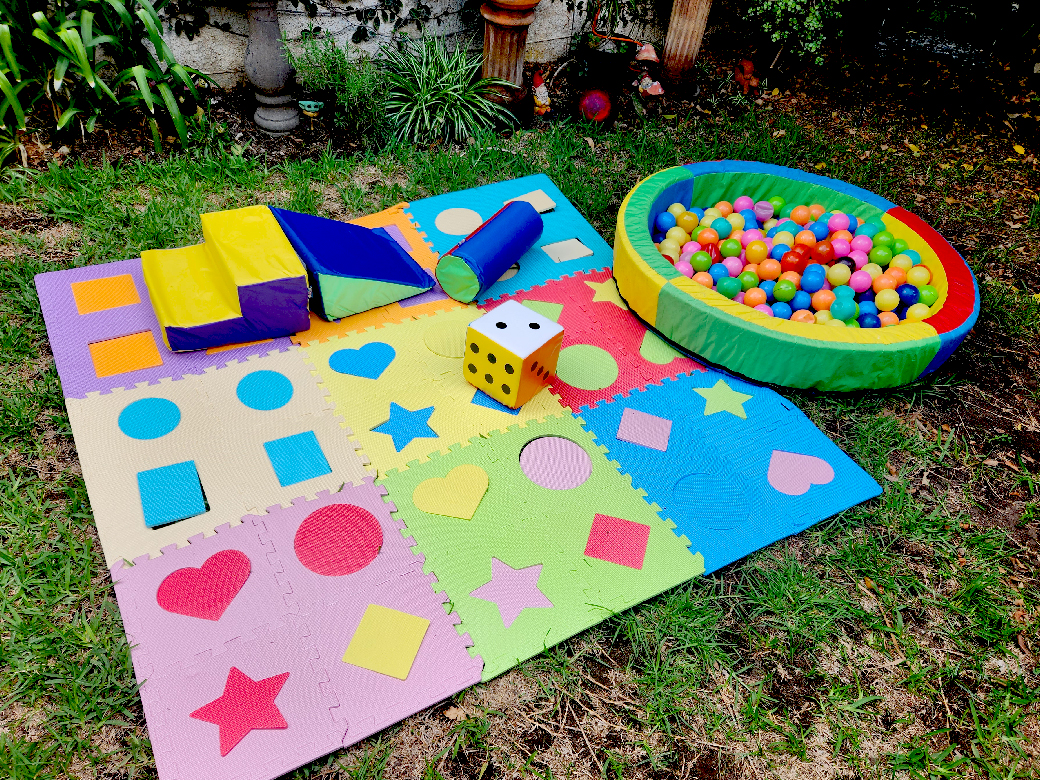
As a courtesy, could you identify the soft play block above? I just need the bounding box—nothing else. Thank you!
[142,205,310,352]
[271,208,435,321]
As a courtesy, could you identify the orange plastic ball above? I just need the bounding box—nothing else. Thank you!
[698,228,719,245]
[744,287,768,307]
[757,259,782,280]
[812,290,836,311]
[676,211,699,233]
[808,203,826,220]
[878,311,899,327]
[714,200,733,217]
[744,263,759,278]
[790,309,815,323]
[886,268,907,285]
[779,271,802,288]
[746,240,769,263]
[729,228,744,244]
[693,272,714,288]
[791,205,811,225]
[831,229,853,243]
[872,274,898,293]
[795,230,817,247]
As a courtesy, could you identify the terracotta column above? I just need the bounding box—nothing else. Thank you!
[481,0,541,92]
[245,0,299,134]
[661,0,713,82]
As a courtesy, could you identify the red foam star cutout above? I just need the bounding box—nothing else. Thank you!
[190,667,290,756]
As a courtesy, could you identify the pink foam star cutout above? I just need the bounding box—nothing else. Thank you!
[190,667,290,756]
[469,558,553,628]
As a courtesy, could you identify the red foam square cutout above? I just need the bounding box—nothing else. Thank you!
[584,513,651,570]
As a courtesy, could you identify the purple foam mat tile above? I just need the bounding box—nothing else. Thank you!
[140,623,344,780]
[110,519,295,681]
[34,259,294,399]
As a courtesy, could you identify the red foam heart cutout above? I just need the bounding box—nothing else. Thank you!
[156,549,251,621]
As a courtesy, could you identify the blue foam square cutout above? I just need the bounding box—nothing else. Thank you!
[138,460,207,528]
[263,431,333,487]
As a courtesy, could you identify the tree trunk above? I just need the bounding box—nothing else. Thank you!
[662,0,713,82]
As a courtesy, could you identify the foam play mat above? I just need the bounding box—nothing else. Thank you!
[37,173,881,780]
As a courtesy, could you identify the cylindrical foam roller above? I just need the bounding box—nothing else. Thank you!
[436,200,543,303]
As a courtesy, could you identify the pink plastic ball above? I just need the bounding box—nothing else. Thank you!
[723,257,743,277]
[764,238,774,250]
[734,196,754,212]
[754,201,774,221]
[849,270,873,293]
[681,241,701,255]
[754,304,774,316]
[850,235,873,253]
[744,229,764,243]
[822,280,832,290]
[674,260,694,278]
[849,249,869,269]
[734,291,745,304]
[831,238,851,258]
[827,213,851,232]
[679,251,694,266]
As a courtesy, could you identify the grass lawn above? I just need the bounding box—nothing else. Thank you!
[1,99,1038,779]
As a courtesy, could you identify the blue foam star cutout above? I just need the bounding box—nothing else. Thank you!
[372,402,438,452]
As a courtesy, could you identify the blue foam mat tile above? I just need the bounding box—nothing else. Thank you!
[577,371,882,574]
[404,174,611,303]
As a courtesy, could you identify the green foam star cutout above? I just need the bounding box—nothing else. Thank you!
[694,380,753,419]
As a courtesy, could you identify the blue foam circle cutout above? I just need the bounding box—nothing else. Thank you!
[236,370,294,410]
[118,398,181,439]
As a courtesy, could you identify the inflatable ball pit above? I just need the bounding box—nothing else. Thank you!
[613,162,980,391]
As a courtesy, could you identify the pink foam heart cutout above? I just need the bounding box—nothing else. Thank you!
[156,549,251,621]
[767,450,835,496]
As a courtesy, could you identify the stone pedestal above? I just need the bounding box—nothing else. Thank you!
[481,0,541,97]
[245,0,299,134]
[662,0,713,82]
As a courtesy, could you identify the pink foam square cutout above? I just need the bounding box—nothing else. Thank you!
[616,407,672,451]
[584,514,651,570]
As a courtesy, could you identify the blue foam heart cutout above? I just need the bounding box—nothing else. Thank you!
[328,342,396,380]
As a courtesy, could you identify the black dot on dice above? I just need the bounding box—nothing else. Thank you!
[488,353,496,364]
[468,363,476,373]
[531,361,539,372]
[485,374,493,384]
[529,322,540,329]
[469,343,479,353]
[496,321,507,329]
[504,364,514,374]
[536,366,543,377]
[501,384,510,394]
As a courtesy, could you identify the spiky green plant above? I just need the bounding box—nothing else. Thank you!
[381,36,513,144]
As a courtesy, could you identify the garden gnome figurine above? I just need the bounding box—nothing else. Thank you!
[532,71,550,116]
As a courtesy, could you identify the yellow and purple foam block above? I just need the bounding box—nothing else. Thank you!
[141,205,310,352]
[613,162,979,391]
[435,200,543,303]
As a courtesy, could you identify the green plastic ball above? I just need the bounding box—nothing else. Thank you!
[738,270,760,291]
[720,238,742,258]
[918,284,939,307]
[891,238,909,256]
[873,230,895,248]
[768,196,786,216]
[716,276,742,299]
[691,251,712,272]
[868,246,894,266]
[773,278,797,302]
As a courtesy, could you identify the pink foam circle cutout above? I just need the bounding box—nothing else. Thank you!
[519,436,593,490]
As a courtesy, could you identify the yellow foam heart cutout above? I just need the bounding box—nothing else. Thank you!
[411,464,489,520]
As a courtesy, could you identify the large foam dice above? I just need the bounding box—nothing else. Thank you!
[466,300,564,408]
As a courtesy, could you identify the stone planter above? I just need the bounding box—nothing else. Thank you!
[481,0,542,96]
[661,0,713,82]
[245,0,299,134]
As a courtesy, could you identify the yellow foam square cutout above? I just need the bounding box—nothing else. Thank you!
[71,274,141,315]
[89,331,163,378]
[342,604,430,680]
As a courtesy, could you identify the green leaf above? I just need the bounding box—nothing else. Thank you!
[136,0,173,61]
[54,57,70,91]
[57,28,95,87]
[0,69,26,128]
[101,0,135,29]
[170,63,200,98]
[56,104,81,129]
[157,81,187,145]
[0,24,19,80]
[128,65,155,112]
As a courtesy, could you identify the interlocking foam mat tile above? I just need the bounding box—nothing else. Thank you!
[36,176,881,780]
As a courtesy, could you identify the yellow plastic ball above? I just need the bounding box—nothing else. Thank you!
[745,241,768,263]
[890,254,914,273]
[773,231,796,247]
[905,302,931,321]
[863,263,883,280]
[826,319,847,327]
[727,213,745,230]
[763,218,778,230]
[906,266,931,287]
[667,202,686,217]
[658,238,681,257]
[703,207,722,221]
[875,288,900,311]
[827,264,852,287]
[676,211,699,233]
[700,214,716,228]
[666,226,690,245]
[814,310,834,324]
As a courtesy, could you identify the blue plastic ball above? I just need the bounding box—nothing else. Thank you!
[790,290,812,311]
[858,301,878,317]
[858,313,881,329]
[711,217,733,239]
[902,249,922,265]
[808,221,830,240]
[897,283,920,307]
[770,301,793,319]
[760,279,776,302]
[855,222,880,238]
[834,284,856,299]
[800,269,825,294]
[845,213,859,230]
[655,212,677,232]
[708,263,730,284]
[894,303,909,320]
[691,207,705,220]
[856,289,876,303]
[770,243,790,261]
[829,298,857,322]
[739,209,759,230]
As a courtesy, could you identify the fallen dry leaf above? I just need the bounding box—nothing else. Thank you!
[1014,144,1025,154]
[443,706,467,721]
[584,137,595,151]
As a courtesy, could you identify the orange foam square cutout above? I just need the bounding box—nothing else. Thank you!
[70,275,141,315]
[89,331,164,378]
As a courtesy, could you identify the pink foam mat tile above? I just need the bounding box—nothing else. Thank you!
[35,259,294,399]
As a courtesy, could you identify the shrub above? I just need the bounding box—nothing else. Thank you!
[287,34,390,147]
[747,0,849,65]
[0,0,207,145]
[381,36,513,144]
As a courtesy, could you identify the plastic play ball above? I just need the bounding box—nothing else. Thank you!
[659,238,681,257]
[771,301,793,319]
[708,263,729,284]
[720,238,743,258]
[767,196,785,214]
[887,267,907,286]
[877,311,899,327]
[850,235,873,253]
[744,287,768,307]
[858,301,879,317]
[808,221,830,241]
[849,249,869,269]
[869,246,893,266]
[699,228,719,245]
[873,274,898,294]
[760,280,776,301]
[800,272,824,294]
[720,257,741,277]
[773,279,797,302]
[690,251,712,272]
[808,203,826,220]
[706,243,721,263]
[673,260,693,278]
[795,230,817,248]
[873,230,895,248]
[897,283,920,307]
[727,213,745,231]
[815,310,834,324]
[746,241,769,263]
[918,284,939,307]
[831,238,851,258]
[690,272,711,288]
[905,265,931,287]
[827,264,852,287]
[789,205,810,225]
[875,288,900,311]
[905,302,931,321]
[855,221,881,238]
[711,217,732,239]
[758,259,782,281]
[903,249,922,265]
[809,241,833,264]
[666,226,690,245]
[715,201,733,217]
[834,285,856,301]
[858,313,881,328]
[826,319,847,327]
[655,212,677,232]
[676,212,699,234]
[734,291,746,304]
[716,276,742,299]
[891,238,909,256]
[829,298,857,322]
[862,262,883,280]
[849,270,873,293]
[579,89,612,122]
[811,290,836,311]
[790,290,812,311]
[827,213,851,232]
[890,254,914,273]
[790,310,815,323]
[754,304,774,316]
[738,270,759,291]
[754,201,774,221]
[734,196,754,212]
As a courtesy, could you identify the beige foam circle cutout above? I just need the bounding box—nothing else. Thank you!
[423,321,467,358]
[435,207,483,235]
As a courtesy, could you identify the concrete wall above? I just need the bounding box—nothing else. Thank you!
[161,0,663,88]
